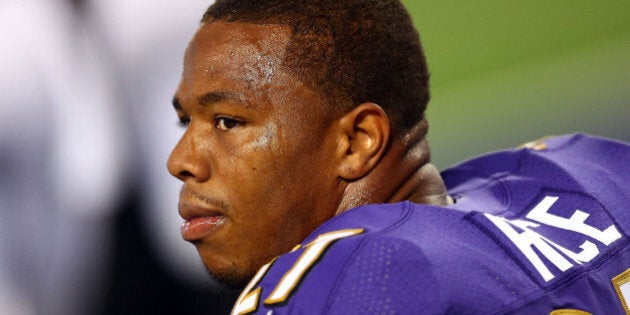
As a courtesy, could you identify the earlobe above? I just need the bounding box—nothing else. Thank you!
[335,103,390,181]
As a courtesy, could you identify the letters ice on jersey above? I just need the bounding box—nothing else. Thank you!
[484,195,622,282]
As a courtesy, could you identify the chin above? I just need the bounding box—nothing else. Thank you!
[204,265,250,290]
[199,254,252,290]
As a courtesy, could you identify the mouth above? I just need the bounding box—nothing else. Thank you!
[180,214,227,242]
[178,191,229,242]
[179,198,227,242]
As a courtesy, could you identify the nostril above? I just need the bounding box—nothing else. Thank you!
[179,170,195,180]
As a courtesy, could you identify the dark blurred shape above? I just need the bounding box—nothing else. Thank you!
[97,191,238,315]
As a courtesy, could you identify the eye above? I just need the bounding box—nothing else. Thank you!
[215,116,242,131]
[178,116,191,128]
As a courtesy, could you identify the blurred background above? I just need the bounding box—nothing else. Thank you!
[0,0,628,314]
[403,1,630,168]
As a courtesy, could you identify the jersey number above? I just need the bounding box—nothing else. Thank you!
[231,229,364,315]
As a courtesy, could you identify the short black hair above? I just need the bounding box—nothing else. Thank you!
[202,0,430,135]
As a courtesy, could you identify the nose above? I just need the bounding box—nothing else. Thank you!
[167,128,211,183]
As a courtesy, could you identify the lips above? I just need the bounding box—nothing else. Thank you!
[178,196,228,242]
[181,215,227,241]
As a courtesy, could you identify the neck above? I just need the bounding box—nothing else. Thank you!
[336,127,451,214]
[387,162,450,206]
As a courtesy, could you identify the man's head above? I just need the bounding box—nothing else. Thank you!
[203,0,430,136]
[168,0,431,288]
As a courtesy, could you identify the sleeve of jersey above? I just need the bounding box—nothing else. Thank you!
[323,236,448,315]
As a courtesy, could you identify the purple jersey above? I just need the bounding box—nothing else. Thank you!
[231,134,630,314]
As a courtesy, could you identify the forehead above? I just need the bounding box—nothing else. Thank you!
[180,21,293,97]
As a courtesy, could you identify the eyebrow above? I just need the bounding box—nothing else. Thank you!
[172,90,251,112]
[203,91,245,106]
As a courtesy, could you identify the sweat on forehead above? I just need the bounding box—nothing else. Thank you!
[186,22,290,82]
[177,21,297,107]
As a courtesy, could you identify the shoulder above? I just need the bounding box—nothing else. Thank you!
[231,202,514,314]
[230,203,413,313]
[441,134,630,313]
[443,133,630,217]
[230,203,443,314]
[444,133,630,190]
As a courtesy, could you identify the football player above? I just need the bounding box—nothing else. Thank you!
[168,1,630,313]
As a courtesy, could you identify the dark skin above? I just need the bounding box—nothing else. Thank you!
[168,21,449,288]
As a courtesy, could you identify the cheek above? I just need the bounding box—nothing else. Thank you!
[241,125,292,177]
[214,126,274,170]
[224,122,330,208]
[222,130,287,198]
[245,124,276,151]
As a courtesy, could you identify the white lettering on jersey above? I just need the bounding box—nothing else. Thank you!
[485,196,622,282]
[526,196,622,245]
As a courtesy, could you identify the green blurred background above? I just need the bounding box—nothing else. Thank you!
[401,1,629,169]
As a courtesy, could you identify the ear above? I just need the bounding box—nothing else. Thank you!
[335,103,391,181]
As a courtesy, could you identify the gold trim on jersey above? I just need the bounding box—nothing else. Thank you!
[290,244,302,252]
[518,136,555,151]
[231,258,277,315]
[264,229,364,305]
[549,309,591,315]
[612,267,630,314]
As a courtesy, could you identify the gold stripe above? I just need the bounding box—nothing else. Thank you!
[235,287,262,315]
[231,258,276,315]
[290,244,302,252]
[549,309,591,315]
[612,267,630,314]
[518,135,555,151]
[264,229,364,305]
